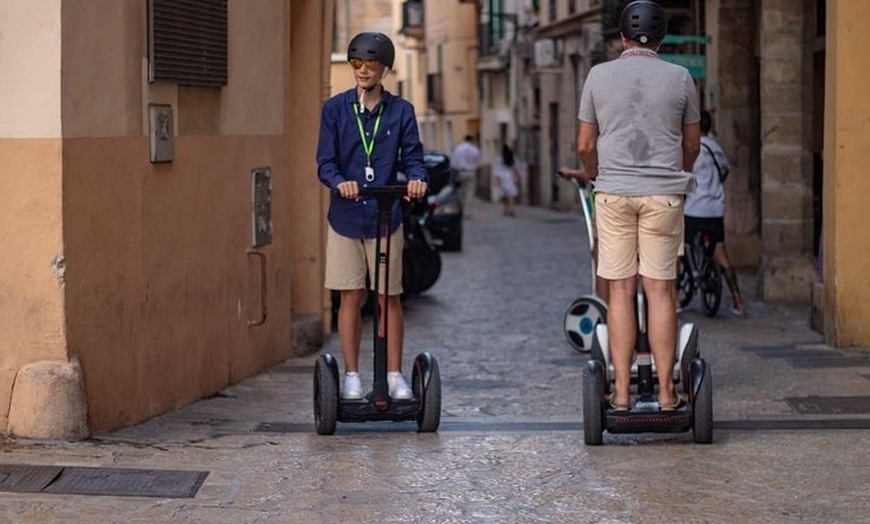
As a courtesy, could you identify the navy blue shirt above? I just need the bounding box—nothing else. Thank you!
[317,87,427,238]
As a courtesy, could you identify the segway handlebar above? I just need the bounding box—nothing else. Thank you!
[358,185,409,198]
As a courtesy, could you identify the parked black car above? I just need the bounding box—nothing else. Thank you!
[422,151,463,252]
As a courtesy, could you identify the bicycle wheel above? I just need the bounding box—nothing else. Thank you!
[677,255,694,308]
[701,260,722,317]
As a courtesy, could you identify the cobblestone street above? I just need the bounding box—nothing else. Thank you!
[2,199,869,524]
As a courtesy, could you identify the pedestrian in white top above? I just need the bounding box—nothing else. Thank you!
[684,110,745,316]
[451,135,481,218]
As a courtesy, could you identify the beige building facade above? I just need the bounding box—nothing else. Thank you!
[0,0,335,438]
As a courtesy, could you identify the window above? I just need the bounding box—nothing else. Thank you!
[148,0,228,87]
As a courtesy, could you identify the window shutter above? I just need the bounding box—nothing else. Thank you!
[148,0,228,87]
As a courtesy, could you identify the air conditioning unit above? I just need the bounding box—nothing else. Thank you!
[534,39,560,68]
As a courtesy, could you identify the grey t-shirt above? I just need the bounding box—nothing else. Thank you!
[578,49,700,196]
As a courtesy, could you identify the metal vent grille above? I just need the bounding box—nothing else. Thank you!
[148,0,228,87]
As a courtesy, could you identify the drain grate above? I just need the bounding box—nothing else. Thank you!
[0,464,208,498]
[550,358,585,368]
[255,421,583,433]
[785,395,870,415]
[0,464,63,493]
[786,357,870,369]
[271,365,311,375]
[742,346,843,359]
[254,418,870,434]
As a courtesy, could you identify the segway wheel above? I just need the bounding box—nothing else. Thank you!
[691,359,713,444]
[582,360,606,445]
[313,355,339,435]
[413,353,441,432]
[701,261,722,317]
[678,256,694,308]
[563,296,608,353]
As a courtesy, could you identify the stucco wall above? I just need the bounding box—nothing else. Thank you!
[0,0,62,137]
[0,0,67,430]
[62,136,292,430]
[822,0,870,346]
[1,0,331,435]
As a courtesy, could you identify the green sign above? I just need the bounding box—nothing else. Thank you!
[659,53,706,79]
[662,34,710,45]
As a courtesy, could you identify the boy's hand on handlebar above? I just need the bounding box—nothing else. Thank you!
[405,179,428,201]
[336,180,360,201]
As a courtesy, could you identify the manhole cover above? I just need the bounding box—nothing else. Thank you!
[785,395,870,415]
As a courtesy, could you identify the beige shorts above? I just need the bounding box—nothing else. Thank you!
[594,193,684,280]
[324,224,404,295]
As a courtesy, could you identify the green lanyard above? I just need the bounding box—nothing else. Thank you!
[353,103,383,167]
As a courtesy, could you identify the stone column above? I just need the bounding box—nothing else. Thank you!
[758,0,816,303]
[709,0,761,268]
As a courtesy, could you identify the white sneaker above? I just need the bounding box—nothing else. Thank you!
[387,372,413,400]
[342,372,363,400]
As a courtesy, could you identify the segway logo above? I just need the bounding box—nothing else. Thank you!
[374,397,389,410]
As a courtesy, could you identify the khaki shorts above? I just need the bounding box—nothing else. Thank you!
[324,224,404,295]
[594,193,684,280]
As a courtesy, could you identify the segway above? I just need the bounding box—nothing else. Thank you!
[314,185,441,435]
[559,173,607,353]
[582,288,713,444]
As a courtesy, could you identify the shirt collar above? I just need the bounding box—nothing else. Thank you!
[343,86,393,108]
[620,48,659,59]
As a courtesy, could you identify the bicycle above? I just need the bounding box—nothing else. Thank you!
[677,230,722,317]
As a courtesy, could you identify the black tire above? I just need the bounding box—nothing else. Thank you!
[692,359,713,444]
[678,255,694,308]
[701,260,723,317]
[563,296,608,353]
[313,356,338,435]
[582,360,605,445]
[414,356,441,432]
[415,248,442,294]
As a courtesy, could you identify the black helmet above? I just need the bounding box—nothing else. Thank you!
[347,32,395,69]
[619,1,666,45]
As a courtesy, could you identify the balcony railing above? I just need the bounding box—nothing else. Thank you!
[479,22,499,57]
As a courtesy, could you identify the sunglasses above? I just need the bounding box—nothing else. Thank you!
[349,57,384,71]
